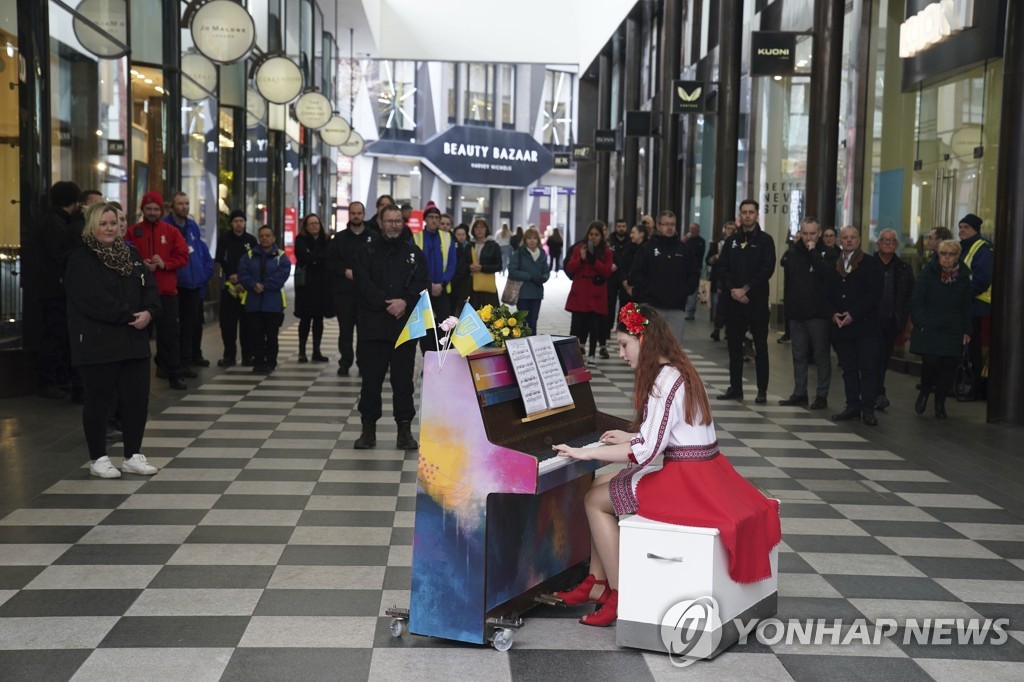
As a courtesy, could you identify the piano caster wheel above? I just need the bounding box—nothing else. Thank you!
[390,617,407,638]
[491,628,514,652]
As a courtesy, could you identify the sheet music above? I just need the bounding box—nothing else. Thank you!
[529,336,574,409]
[505,335,575,416]
[505,338,547,415]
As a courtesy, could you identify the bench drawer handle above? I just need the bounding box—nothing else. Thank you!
[646,552,683,562]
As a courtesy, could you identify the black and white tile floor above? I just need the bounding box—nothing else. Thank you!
[2,276,1023,680]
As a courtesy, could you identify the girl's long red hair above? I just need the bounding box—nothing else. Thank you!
[620,305,712,428]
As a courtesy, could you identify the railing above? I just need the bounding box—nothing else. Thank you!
[0,245,22,350]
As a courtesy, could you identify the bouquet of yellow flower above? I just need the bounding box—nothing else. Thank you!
[477,303,532,347]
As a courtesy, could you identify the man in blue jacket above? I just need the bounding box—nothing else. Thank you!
[957,213,993,400]
[411,204,456,352]
[163,192,214,373]
[237,226,291,374]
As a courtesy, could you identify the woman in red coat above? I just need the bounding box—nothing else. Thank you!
[566,221,614,365]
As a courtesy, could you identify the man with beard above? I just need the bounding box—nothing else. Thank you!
[351,205,429,450]
[627,210,700,343]
[873,228,914,410]
[603,218,632,357]
[162,192,213,371]
[326,201,377,376]
[215,210,258,367]
[717,199,776,404]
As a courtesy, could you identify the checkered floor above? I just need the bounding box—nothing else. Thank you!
[2,275,1024,681]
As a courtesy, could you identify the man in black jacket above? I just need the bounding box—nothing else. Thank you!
[827,226,884,426]
[873,229,914,410]
[628,210,700,343]
[214,210,259,367]
[352,205,429,451]
[362,194,393,237]
[603,218,632,356]
[36,181,84,400]
[717,200,776,403]
[326,201,377,376]
[779,218,837,409]
[683,222,706,320]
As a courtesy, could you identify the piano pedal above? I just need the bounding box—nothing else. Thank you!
[534,594,562,606]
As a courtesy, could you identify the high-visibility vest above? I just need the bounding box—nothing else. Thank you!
[963,239,993,304]
[413,229,452,293]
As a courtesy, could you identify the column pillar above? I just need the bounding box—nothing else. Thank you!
[713,0,744,229]
[576,64,599,234]
[163,0,181,196]
[657,0,682,215]
[805,0,845,228]
[619,13,641,223]
[988,1,1024,425]
[597,50,612,221]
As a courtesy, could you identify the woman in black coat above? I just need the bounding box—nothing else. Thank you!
[457,218,502,309]
[294,213,333,362]
[65,202,161,479]
[910,239,973,418]
[449,223,473,313]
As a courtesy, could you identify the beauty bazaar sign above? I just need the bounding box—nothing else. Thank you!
[421,126,554,188]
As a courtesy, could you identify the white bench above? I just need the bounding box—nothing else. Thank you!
[616,513,779,658]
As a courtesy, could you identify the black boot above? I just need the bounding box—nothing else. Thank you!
[934,400,947,419]
[396,421,418,450]
[915,390,929,415]
[354,422,376,449]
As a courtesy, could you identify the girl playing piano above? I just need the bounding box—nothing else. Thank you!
[551,303,781,626]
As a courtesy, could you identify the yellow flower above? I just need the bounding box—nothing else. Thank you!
[501,327,511,337]
[512,327,521,338]
[479,305,492,322]
[493,318,505,329]
[508,317,517,327]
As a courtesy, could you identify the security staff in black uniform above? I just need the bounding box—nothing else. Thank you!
[717,199,777,404]
[214,210,259,367]
[326,201,378,376]
[352,204,430,451]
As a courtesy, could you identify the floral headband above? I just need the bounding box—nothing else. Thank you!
[619,302,649,336]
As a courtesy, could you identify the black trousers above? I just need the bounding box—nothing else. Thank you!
[725,295,770,393]
[78,357,150,460]
[604,283,627,339]
[877,317,899,397]
[333,293,358,370]
[39,295,79,392]
[250,312,284,369]
[920,353,957,405]
[549,249,562,272]
[298,316,324,355]
[570,311,605,356]
[154,294,182,378]
[219,290,252,362]
[419,291,451,353]
[835,335,881,413]
[178,287,202,366]
[358,338,416,424]
[968,315,987,398]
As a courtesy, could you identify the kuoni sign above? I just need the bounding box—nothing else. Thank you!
[750,32,798,76]
[421,126,553,188]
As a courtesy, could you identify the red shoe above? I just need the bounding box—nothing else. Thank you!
[552,574,608,606]
[580,589,618,627]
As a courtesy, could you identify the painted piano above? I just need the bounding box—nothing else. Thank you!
[397,337,630,648]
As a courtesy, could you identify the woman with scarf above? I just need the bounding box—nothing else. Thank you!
[549,304,781,627]
[910,239,972,418]
[458,218,502,309]
[507,226,550,333]
[65,202,161,479]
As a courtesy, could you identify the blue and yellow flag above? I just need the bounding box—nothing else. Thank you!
[395,290,435,348]
[450,302,495,356]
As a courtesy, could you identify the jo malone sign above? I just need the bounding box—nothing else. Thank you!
[73,0,128,59]
[190,0,256,65]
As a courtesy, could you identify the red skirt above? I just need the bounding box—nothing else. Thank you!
[609,445,781,585]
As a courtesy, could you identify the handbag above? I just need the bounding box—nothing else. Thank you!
[501,278,523,306]
[953,345,974,402]
[294,266,307,287]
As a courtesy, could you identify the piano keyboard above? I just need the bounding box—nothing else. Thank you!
[537,440,606,475]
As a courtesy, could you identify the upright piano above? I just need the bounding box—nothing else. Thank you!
[406,337,630,645]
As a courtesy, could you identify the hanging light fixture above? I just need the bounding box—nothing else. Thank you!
[293,89,333,130]
[187,0,256,64]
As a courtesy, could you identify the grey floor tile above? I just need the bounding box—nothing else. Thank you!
[774,597,866,622]
[266,565,385,590]
[782,535,895,555]
[0,649,91,682]
[125,589,262,617]
[288,526,391,546]
[916,658,1024,682]
[277,545,390,566]
[0,526,91,544]
[822,575,959,601]
[0,616,119,649]
[184,526,295,544]
[23,495,128,510]
[99,616,251,648]
[0,589,141,617]
[311,482,401,496]
[213,495,310,510]
[70,647,234,682]
[0,565,45,590]
[148,565,274,589]
[979,540,1024,559]
[852,520,967,538]
[54,544,179,566]
[383,566,412,590]
[238,616,376,648]
[507,649,649,682]
[775,655,932,681]
[297,510,395,527]
[905,557,1024,580]
[167,544,285,566]
[644,650,795,681]
[234,469,322,482]
[221,648,372,682]
[253,589,380,616]
[24,565,160,590]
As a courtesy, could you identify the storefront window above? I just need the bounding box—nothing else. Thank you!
[49,1,129,208]
[542,70,573,148]
[446,62,457,123]
[460,185,491,226]
[500,65,515,127]
[466,64,494,125]
[180,12,219,245]
[0,0,19,342]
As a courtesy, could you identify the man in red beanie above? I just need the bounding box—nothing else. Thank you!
[129,191,190,390]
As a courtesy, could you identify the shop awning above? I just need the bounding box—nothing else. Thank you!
[343,0,638,72]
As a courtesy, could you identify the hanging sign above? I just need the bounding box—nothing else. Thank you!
[293,91,333,130]
[572,144,593,161]
[420,126,553,188]
[553,153,571,169]
[673,80,705,112]
[72,0,128,59]
[319,115,353,146]
[181,52,218,101]
[337,130,365,157]
[255,56,304,104]
[106,139,125,155]
[594,130,617,151]
[246,87,266,128]
[190,0,256,64]
[750,32,797,76]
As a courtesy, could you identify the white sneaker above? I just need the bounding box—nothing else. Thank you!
[90,456,122,479]
[122,454,158,476]
[587,355,597,367]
